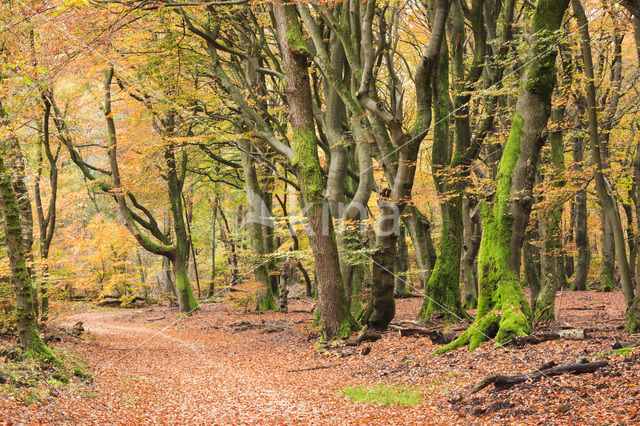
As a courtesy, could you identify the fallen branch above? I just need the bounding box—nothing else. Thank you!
[146,316,166,322]
[467,360,608,395]
[287,364,338,373]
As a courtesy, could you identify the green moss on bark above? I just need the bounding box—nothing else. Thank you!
[174,263,199,313]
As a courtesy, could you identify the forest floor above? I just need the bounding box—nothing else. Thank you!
[1,290,639,424]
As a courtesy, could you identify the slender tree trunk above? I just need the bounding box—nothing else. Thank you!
[571,108,590,291]
[33,97,58,322]
[402,207,437,285]
[218,208,239,286]
[524,227,541,305]
[208,201,217,299]
[394,224,410,297]
[535,107,568,321]
[573,0,640,332]
[461,196,481,309]
[239,139,276,311]
[183,195,201,299]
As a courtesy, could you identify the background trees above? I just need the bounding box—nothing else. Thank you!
[2,0,640,353]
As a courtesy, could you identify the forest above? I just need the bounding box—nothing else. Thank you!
[1,0,640,423]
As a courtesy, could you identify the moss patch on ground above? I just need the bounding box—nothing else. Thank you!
[339,384,423,406]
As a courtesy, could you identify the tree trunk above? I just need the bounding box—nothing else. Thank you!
[461,196,481,309]
[208,201,217,299]
[572,0,640,332]
[420,36,466,321]
[33,97,58,322]
[438,0,571,353]
[402,206,437,286]
[394,224,410,297]
[218,208,239,286]
[239,139,276,311]
[535,107,567,321]
[523,228,541,305]
[274,1,359,339]
[571,130,590,291]
[599,212,616,291]
[0,151,56,362]
[2,111,36,318]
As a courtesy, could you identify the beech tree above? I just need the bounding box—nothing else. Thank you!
[439,0,572,352]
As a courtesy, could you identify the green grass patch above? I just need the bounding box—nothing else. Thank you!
[339,384,423,406]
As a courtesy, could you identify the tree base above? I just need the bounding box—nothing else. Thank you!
[626,298,640,333]
[435,303,530,354]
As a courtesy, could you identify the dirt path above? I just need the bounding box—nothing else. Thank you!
[3,294,639,424]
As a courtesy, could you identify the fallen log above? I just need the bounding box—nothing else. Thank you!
[146,316,166,322]
[505,329,585,347]
[468,360,608,394]
[389,321,465,343]
[612,338,640,350]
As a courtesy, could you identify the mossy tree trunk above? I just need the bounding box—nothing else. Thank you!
[420,32,466,321]
[0,149,57,362]
[274,1,359,339]
[421,0,500,321]
[437,0,571,353]
[1,102,36,317]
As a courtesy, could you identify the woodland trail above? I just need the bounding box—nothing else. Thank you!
[2,294,639,424]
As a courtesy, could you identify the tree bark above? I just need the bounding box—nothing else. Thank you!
[0,146,57,362]
[273,1,359,339]
[438,0,571,353]
[239,138,276,311]
[572,0,640,332]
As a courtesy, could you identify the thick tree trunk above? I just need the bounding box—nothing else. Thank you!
[438,0,571,353]
[165,144,199,313]
[1,110,37,317]
[274,1,359,339]
[0,152,56,362]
